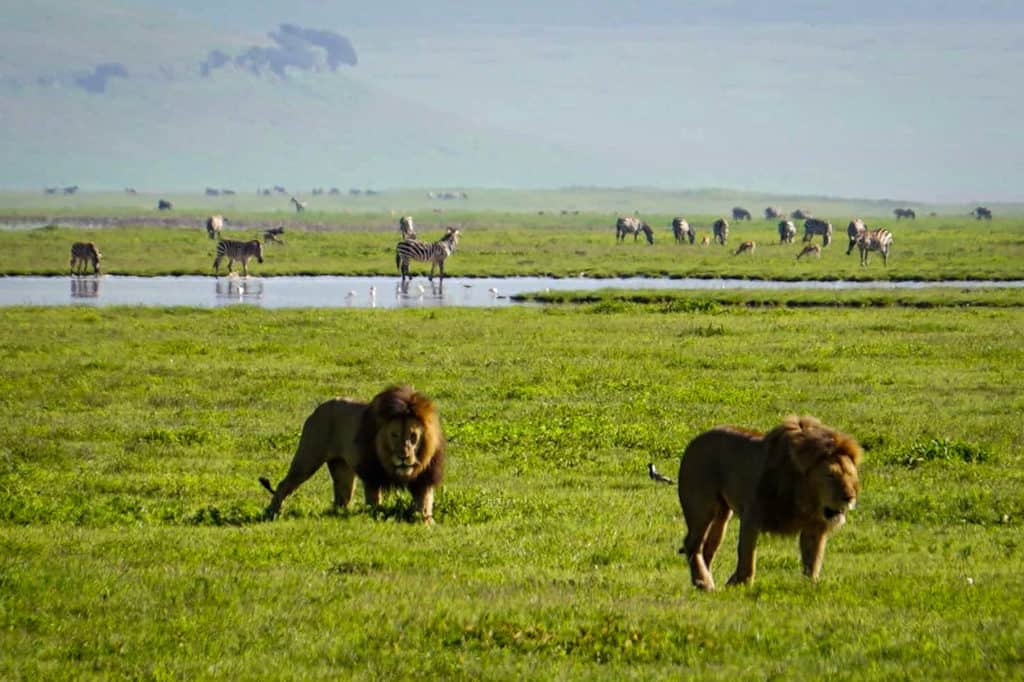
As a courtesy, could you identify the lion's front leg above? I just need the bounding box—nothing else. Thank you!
[413,485,435,525]
[727,519,759,586]
[363,484,382,508]
[800,529,828,580]
[326,459,356,509]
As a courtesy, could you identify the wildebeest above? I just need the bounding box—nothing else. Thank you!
[712,218,729,245]
[846,219,866,255]
[732,207,752,221]
[973,206,993,220]
[672,217,694,244]
[893,208,916,220]
[616,217,654,244]
[205,215,225,240]
[791,209,812,220]
[158,199,173,211]
[764,206,785,220]
[63,185,79,195]
[205,187,221,196]
[778,220,797,243]
[803,218,833,246]
[69,241,102,275]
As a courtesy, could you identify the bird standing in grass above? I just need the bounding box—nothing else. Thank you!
[648,462,673,484]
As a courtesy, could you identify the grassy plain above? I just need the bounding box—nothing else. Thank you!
[2,298,1024,679]
[1,210,1023,281]
[2,199,1024,679]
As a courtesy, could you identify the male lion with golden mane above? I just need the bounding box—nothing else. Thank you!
[259,385,444,524]
[677,415,861,590]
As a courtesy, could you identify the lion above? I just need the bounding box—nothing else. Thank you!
[677,415,861,590]
[259,385,445,524]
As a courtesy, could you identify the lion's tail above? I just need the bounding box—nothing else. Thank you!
[258,477,276,495]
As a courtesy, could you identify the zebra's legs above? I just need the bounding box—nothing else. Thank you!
[241,259,248,277]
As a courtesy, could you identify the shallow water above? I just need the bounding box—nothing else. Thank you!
[0,275,1021,309]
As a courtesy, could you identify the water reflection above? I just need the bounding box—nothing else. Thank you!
[215,277,264,303]
[70,276,100,299]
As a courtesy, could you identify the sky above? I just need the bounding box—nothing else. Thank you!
[2,1,1022,202]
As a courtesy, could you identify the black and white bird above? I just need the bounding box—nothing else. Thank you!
[648,462,673,485]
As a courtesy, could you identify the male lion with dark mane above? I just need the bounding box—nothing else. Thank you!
[259,385,444,524]
[677,415,861,590]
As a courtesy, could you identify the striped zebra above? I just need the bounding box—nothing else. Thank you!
[672,217,694,244]
[206,215,225,240]
[213,239,264,276]
[616,217,654,244]
[712,218,729,245]
[396,226,461,286]
[69,241,102,275]
[399,216,417,240]
[846,219,866,255]
[803,218,833,246]
[857,228,894,266]
[778,220,797,243]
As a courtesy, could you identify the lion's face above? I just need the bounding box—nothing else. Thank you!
[807,455,860,529]
[376,417,428,481]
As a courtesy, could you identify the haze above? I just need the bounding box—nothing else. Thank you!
[2,1,1021,203]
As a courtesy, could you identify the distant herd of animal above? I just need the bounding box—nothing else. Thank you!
[67,203,995,277]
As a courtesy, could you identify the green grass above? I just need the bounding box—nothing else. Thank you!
[2,211,1024,280]
[2,302,1023,679]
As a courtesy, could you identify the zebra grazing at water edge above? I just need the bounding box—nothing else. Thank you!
[734,240,755,255]
[206,215,225,240]
[857,228,893,266]
[616,217,654,244]
[672,217,694,244]
[712,218,729,245]
[803,218,833,246]
[399,216,417,240]
[846,219,866,255]
[213,239,264,276]
[396,226,461,286]
[70,241,102,274]
[778,220,796,243]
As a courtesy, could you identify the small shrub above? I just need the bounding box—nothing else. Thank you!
[895,438,993,468]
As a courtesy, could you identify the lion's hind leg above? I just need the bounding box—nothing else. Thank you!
[680,501,727,591]
[261,410,333,520]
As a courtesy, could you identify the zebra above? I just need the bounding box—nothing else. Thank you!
[672,217,694,244]
[399,216,417,240]
[213,239,264,276]
[764,206,785,220]
[732,206,752,221]
[263,226,285,244]
[846,219,866,255]
[734,240,755,255]
[778,220,797,243]
[205,215,225,240]
[803,218,833,246]
[396,226,461,286]
[796,244,821,260]
[712,218,729,245]
[616,217,654,244]
[857,228,894,266]
[290,196,307,213]
[69,241,101,275]
[973,206,992,220]
[893,208,916,220]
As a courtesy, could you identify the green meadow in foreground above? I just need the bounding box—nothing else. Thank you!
[1,212,1023,280]
[1,299,1023,680]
